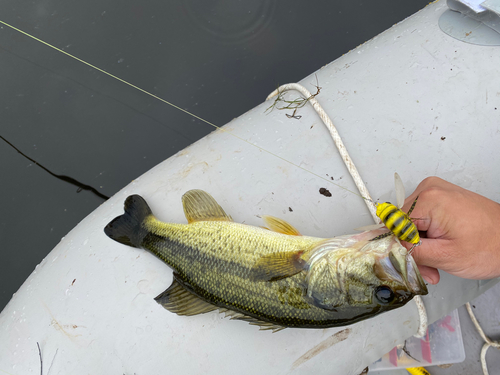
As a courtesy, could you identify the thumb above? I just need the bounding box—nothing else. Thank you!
[416,265,440,285]
[410,237,454,273]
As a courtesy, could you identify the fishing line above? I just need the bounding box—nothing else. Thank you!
[0,19,371,203]
[2,17,434,370]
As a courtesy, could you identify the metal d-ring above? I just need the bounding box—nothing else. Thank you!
[408,241,421,256]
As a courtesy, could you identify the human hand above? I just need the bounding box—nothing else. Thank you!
[401,177,500,284]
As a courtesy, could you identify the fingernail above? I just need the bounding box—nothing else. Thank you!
[423,275,437,285]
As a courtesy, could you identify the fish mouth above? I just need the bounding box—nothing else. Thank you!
[376,241,428,296]
[386,243,428,295]
[404,254,428,295]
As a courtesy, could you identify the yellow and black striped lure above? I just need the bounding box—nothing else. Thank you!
[372,198,420,244]
[359,173,421,253]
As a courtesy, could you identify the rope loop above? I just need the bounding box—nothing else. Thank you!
[466,302,499,375]
[267,82,427,338]
[267,84,379,223]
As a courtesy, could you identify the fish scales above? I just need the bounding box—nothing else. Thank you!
[141,219,344,326]
[104,190,427,330]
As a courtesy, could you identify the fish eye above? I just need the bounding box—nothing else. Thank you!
[375,286,395,304]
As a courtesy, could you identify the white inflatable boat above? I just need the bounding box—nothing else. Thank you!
[1,1,499,374]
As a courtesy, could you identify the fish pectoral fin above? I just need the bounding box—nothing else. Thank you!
[182,189,233,223]
[154,279,218,316]
[250,250,306,282]
[219,308,286,332]
[261,215,301,236]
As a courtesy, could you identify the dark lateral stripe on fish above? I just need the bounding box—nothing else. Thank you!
[142,231,257,280]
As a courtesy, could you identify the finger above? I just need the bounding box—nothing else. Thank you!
[406,177,456,200]
[402,241,441,283]
[410,237,454,270]
[401,192,434,232]
[401,176,452,211]
[402,187,450,233]
[404,197,434,232]
[416,265,440,284]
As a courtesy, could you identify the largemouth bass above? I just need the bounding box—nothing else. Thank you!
[104,190,427,331]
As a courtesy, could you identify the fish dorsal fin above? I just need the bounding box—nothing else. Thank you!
[219,308,286,332]
[182,189,233,223]
[261,215,301,236]
[154,278,218,316]
[250,250,307,282]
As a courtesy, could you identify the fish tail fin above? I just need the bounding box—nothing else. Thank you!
[104,195,153,248]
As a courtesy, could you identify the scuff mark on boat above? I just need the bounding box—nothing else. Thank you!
[292,328,351,370]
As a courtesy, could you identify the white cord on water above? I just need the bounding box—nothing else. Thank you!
[267,82,428,338]
[466,302,499,375]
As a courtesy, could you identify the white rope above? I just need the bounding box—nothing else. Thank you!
[267,83,428,337]
[466,302,499,375]
[267,84,379,223]
[269,83,499,372]
[413,295,427,338]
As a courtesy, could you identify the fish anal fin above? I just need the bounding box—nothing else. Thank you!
[219,308,286,332]
[182,189,233,223]
[154,279,217,316]
[261,215,301,236]
[250,250,306,282]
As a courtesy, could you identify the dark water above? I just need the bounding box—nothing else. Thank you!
[0,0,430,311]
